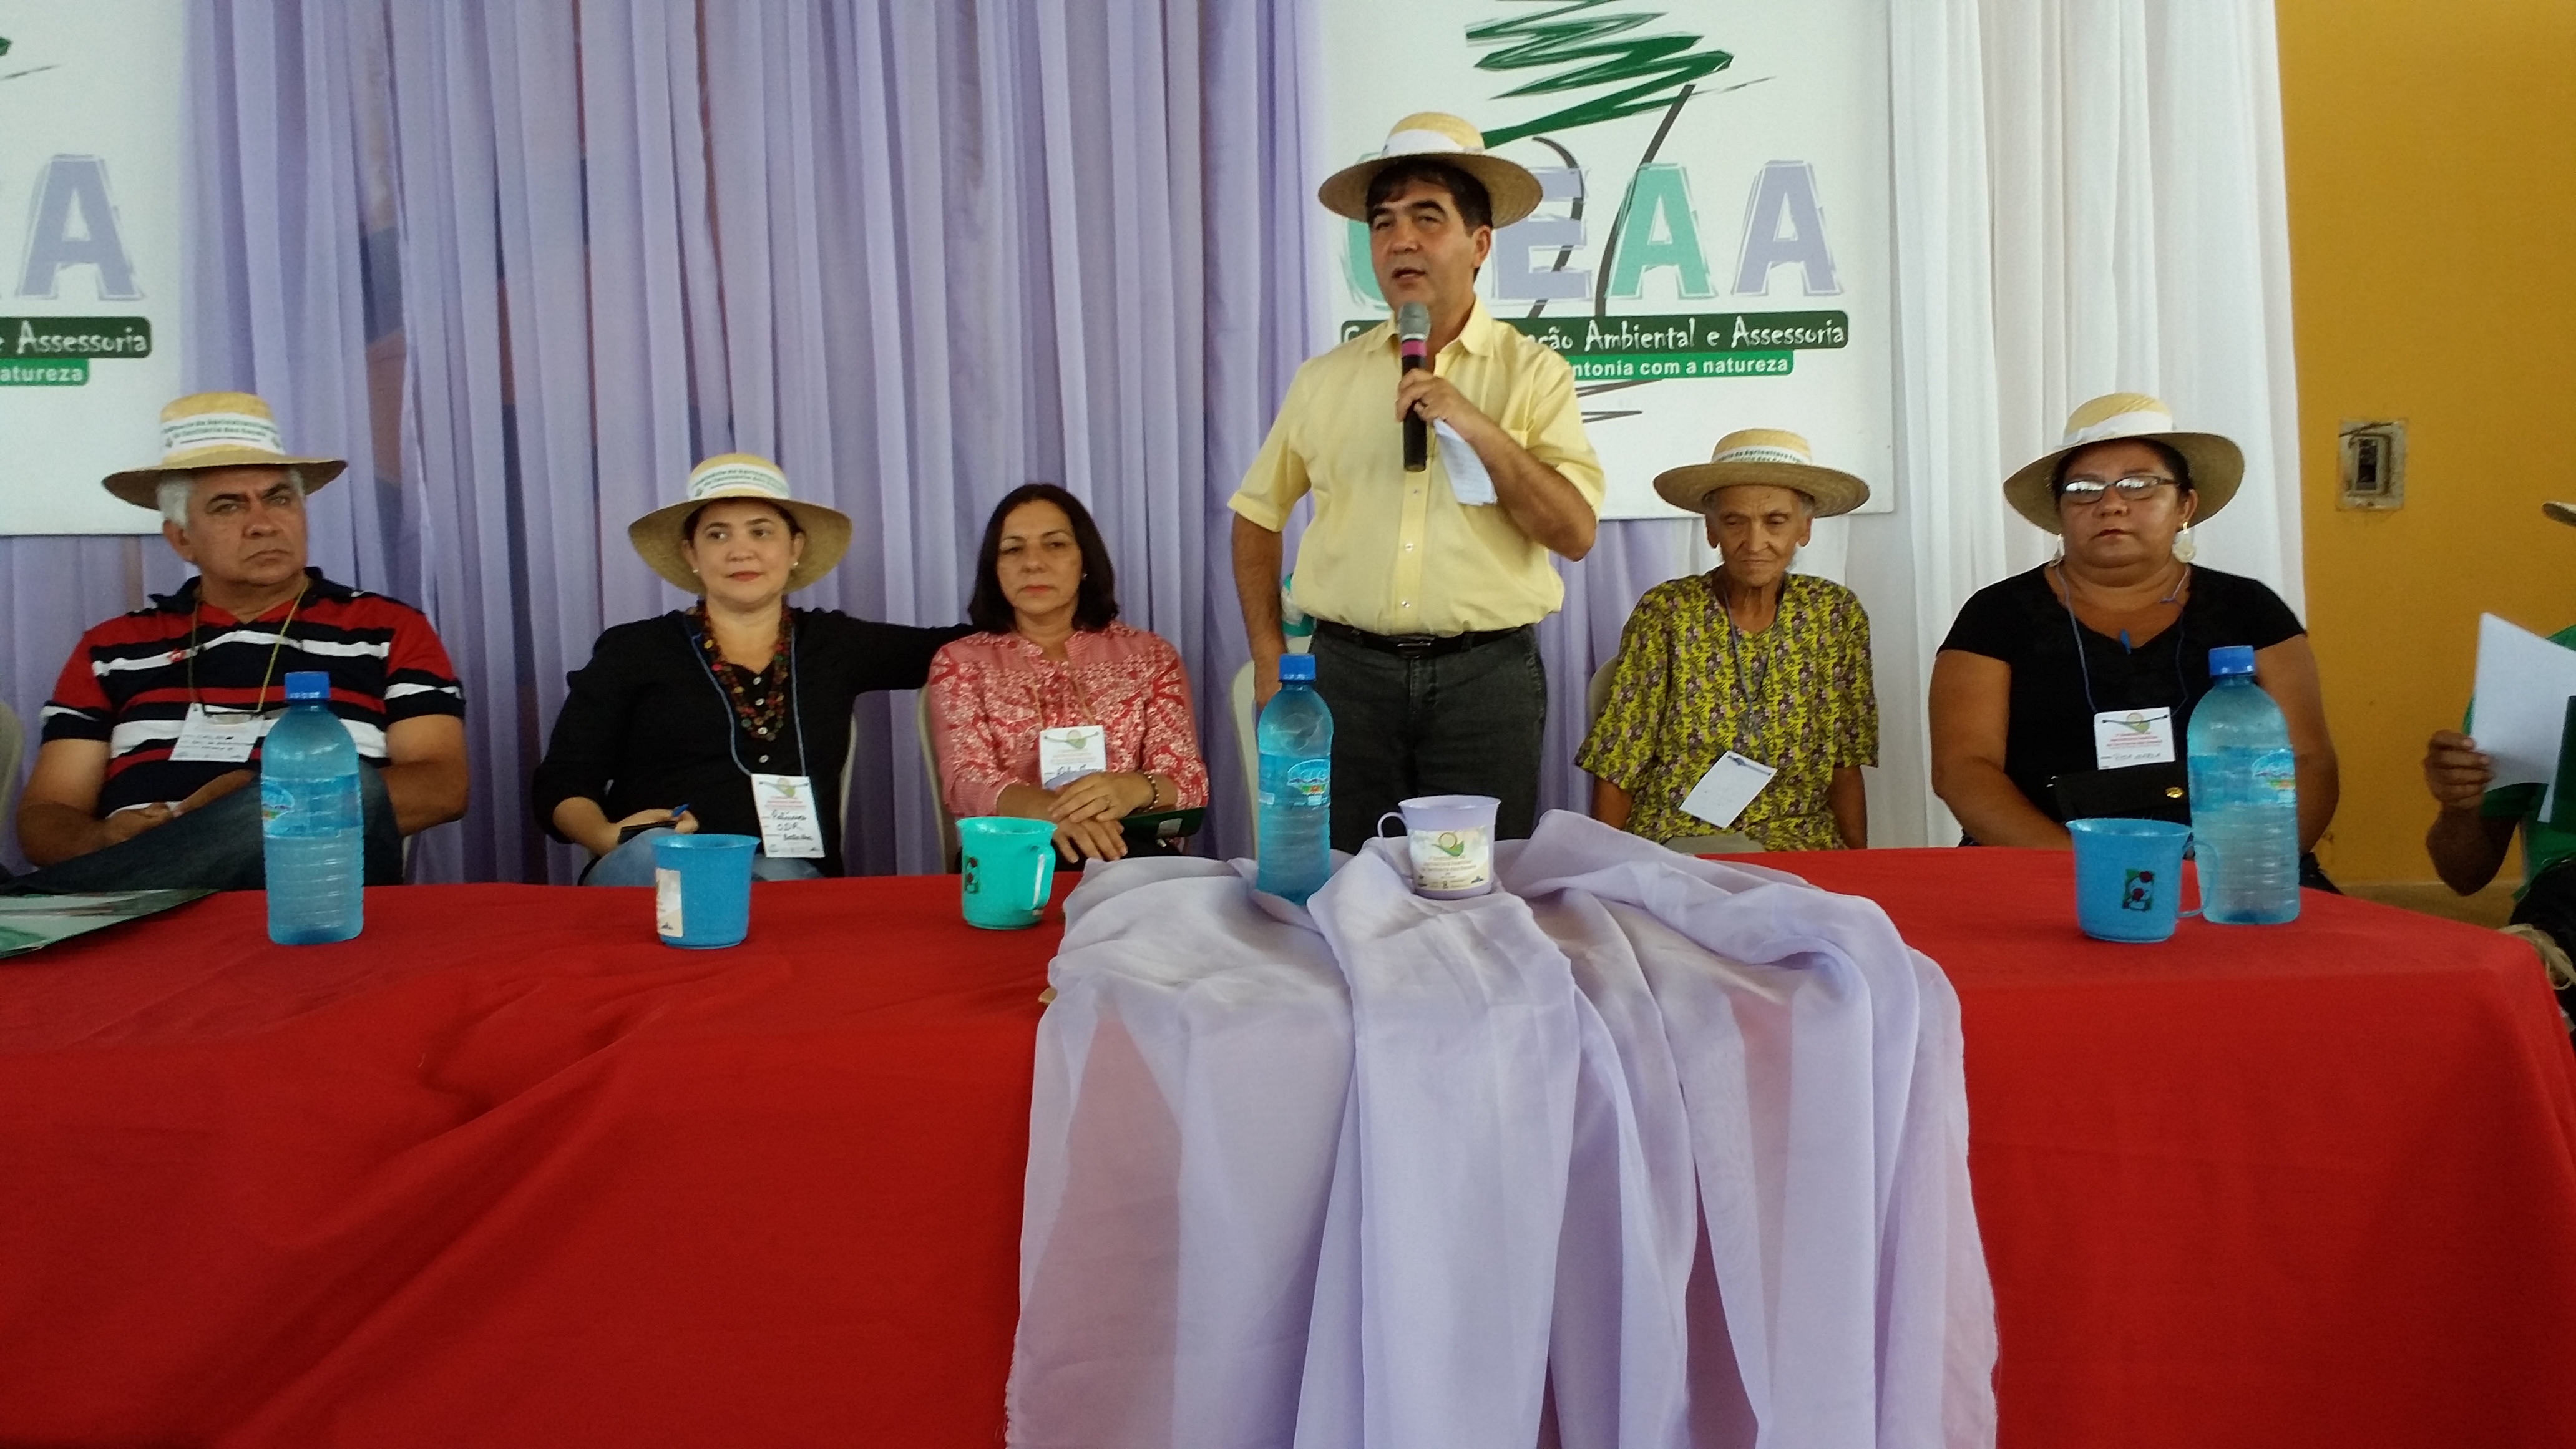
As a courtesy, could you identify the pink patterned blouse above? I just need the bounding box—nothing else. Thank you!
[925,622,1210,819]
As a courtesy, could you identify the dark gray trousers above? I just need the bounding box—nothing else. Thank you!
[1309,626,1546,855]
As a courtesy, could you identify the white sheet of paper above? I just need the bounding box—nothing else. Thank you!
[2470,613,2576,814]
[1038,725,1110,789]
[1680,750,1778,830]
[2091,707,2177,769]
[1433,419,1496,505]
[167,705,273,764]
[749,773,827,858]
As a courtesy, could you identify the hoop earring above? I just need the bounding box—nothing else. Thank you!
[2171,522,2198,564]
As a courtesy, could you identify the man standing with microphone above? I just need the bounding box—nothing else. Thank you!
[1230,112,1603,852]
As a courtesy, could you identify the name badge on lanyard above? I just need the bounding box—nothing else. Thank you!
[168,704,274,764]
[1680,750,1778,829]
[749,773,827,858]
[2092,707,2178,770]
[1038,725,1110,789]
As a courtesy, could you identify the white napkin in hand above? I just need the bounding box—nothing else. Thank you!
[1434,419,1497,505]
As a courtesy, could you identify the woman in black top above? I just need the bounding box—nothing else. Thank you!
[1928,395,2339,859]
[532,454,967,881]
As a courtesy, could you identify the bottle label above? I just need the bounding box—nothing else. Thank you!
[1282,758,1330,809]
[2252,749,2296,795]
[259,778,292,826]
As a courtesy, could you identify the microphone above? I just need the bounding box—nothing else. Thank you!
[1397,301,1430,472]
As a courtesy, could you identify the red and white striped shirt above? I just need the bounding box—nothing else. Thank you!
[42,569,464,813]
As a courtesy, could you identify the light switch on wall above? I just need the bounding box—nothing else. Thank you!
[2339,419,2406,510]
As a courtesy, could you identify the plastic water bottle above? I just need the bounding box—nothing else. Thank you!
[2186,645,2300,924]
[261,671,365,944]
[1256,653,1334,904]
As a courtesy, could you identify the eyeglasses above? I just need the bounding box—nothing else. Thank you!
[2057,475,2177,506]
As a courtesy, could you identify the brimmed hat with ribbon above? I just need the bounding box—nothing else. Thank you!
[102,391,348,510]
[2003,393,2244,534]
[628,453,852,593]
[1652,429,1870,518]
[1316,112,1543,229]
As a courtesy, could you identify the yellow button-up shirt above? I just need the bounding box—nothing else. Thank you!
[1229,300,1604,637]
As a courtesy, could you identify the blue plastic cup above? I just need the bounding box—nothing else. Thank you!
[2068,818,2198,943]
[652,833,758,948]
[959,817,1058,930]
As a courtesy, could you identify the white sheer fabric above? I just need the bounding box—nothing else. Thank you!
[1011,812,1996,1448]
[1858,0,2306,845]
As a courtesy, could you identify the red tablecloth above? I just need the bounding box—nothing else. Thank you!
[2,851,2572,1447]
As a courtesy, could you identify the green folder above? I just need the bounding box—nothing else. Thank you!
[0,889,212,959]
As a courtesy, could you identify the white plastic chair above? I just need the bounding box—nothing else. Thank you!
[0,699,23,853]
[914,690,961,872]
[1229,661,1260,822]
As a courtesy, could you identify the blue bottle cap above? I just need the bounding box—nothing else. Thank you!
[2208,645,2256,678]
[1276,653,1315,682]
[283,671,333,701]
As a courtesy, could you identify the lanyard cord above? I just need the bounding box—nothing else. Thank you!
[1025,646,1104,730]
[187,585,307,716]
[1714,570,1783,758]
[685,611,809,782]
[2051,562,2189,720]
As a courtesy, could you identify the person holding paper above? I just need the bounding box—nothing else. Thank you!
[1579,431,1877,850]
[926,484,1208,866]
[1229,112,1603,852]
[2422,522,2576,1018]
[532,454,967,883]
[1928,394,2341,879]
[11,392,466,892]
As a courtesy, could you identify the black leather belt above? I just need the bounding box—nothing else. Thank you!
[1310,618,1528,658]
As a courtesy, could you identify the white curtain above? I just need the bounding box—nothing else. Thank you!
[1861,0,2306,846]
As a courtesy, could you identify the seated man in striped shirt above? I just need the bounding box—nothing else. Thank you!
[10,393,468,892]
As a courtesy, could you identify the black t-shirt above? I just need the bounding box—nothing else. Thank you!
[1938,565,2305,822]
[530,609,970,875]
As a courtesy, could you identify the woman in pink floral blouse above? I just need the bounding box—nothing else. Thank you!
[927,484,1209,864]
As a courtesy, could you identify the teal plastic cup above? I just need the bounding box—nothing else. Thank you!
[959,817,1058,930]
[652,833,757,948]
[2068,818,2198,943]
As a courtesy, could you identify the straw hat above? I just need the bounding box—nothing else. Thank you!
[102,391,348,509]
[628,453,852,593]
[1316,112,1543,228]
[1652,429,1870,518]
[2003,393,2244,534]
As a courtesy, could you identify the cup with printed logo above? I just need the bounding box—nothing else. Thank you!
[2067,817,2198,943]
[1375,794,1501,899]
[651,833,758,948]
[959,816,1059,930]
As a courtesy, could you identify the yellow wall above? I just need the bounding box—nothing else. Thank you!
[2279,0,2576,883]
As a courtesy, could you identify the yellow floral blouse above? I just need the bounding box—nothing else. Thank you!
[1577,572,1878,851]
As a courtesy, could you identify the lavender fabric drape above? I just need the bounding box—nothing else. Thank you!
[1010,814,1996,1447]
[2,0,1317,879]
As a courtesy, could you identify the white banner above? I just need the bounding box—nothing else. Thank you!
[1312,1,1894,520]
[0,1,185,535]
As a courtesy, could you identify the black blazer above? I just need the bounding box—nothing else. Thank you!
[532,609,969,875]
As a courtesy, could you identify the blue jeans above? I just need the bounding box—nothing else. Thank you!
[6,767,404,894]
[580,828,825,886]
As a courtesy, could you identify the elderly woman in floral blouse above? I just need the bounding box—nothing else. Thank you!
[927,483,1209,864]
[1579,430,1878,851]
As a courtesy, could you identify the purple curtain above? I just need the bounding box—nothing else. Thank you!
[3,0,1671,878]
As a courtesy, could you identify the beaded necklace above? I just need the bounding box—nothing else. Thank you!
[692,601,794,741]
